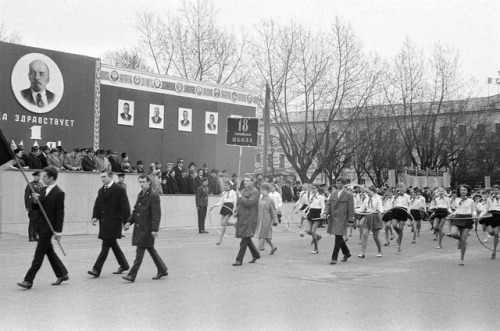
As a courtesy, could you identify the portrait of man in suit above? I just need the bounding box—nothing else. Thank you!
[12,53,64,114]
[205,111,218,134]
[149,104,164,129]
[178,107,192,132]
[117,100,134,126]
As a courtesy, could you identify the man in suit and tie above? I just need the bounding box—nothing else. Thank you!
[24,171,43,242]
[20,59,55,108]
[174,158,187,194]
[88,170,131,277]
[180,110,190,127]
[324,177,354,265]
[207,114,216,131]
[18,166,69,289]
[38,146,50,168]
[120,103,132,121]
[151,107,162,124]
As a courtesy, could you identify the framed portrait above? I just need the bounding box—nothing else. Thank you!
[117,99,134,126]
[205,111,218,134]
[11,53,65,114]
[149,104,164,129]
[178,107,192,132]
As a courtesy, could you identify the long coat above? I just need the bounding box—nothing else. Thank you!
[128,187,161,247]
[326,190,355,235]
[32,185,65,234]
[235,186,260,238]
[92,182,130,240]
[255,196,278,239]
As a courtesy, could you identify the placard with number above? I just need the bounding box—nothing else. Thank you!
[226,117,258,147]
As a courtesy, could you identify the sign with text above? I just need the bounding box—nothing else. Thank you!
[226,117,258,147]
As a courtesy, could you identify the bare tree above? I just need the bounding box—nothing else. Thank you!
[0,23,22,43]
[102,48,151,71]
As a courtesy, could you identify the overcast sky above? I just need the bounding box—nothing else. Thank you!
[1,0,499,97]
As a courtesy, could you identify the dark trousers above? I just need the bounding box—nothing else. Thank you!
[92,239,129,274]
[28,210,39,238]
[332,235,350,261]
[236,237,260,262]
[24,232,68,283]
[197,206,207,232]
[128,246,167,278]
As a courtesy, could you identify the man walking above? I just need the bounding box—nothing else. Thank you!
[324,177,354,264]
[88,170,130,277]
[122,174,168,282]
[24,171,43,242]
[232,175,261,266]
[17,166,69,289]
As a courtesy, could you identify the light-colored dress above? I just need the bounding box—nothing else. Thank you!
[255,196,278,239]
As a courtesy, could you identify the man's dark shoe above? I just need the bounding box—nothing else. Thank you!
[122,275,135,282]
[341,253,352,262]
[330,260,337,265]
[17,280,33,289]
[52,275,69,286]
[232,261,242,266]
[113,267,128,275]
[152,271,168,280]
[87,269,99,277]
[249,256,260,264]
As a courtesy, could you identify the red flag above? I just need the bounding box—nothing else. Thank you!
[0,128,15,166]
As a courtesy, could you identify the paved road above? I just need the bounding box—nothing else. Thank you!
[1,220,499,331]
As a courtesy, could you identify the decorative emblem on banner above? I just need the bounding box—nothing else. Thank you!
[196,85,203,96]
[153,78,162,89]
[175,82,184,93]
[132,75,142,86]
[246,94,253,103]
[214,88,221,98]
[231,91,238,102]
[109,70,120,83]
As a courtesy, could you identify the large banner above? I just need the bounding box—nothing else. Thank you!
[405,169,450,188]
[0,41,98,151]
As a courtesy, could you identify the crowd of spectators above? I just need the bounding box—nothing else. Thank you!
[10,145,303,198]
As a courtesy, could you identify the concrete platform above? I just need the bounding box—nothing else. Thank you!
[1,223,499,330]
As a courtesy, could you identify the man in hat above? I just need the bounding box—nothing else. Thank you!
[24,171,43,242]
[88,170,130,278]
[136,160,144,173]
[120,153,132,173]
[82,148,98,172]
[47,148,64,170]
[26,146,42,169]
[117,173,127,191]
[38,146,50,168]
[13,148,29,169]
[174,158,187,194]
[64,148,82,171]
[107,150,120,172]
[94,149,111,172]
[162,163,179,194]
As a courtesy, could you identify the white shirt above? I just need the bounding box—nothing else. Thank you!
[451,197,476,217]
[482,195,500,214]
[382,196,394,211]
[431,195,451,210]
[355,192,366,208]
[308,193,325,213]
[356,194,383,214]
[393,192,410,209]
[218,189,237,205]
[31,89,49,107]
[410,196,426,211]
[45,183,56,195]
[268,191,283,210]
[104,181,114,189]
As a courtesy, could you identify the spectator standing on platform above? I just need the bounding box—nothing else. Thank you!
[64,148,82,171]
[174,158,187,194]
[107,150,120,172]
[117,173,127,192]
[163,163,179,194]
[122,174,168,282]
[202,163,209,178]
[208,170,221,195]
[195,177,210,234]
[187,168,197,194]
[24,171,43,242]
[81,148,98,172]
[136,160,144,173]
[38,146,50,168]
[232,175,260,266]
[148,163,162,194]
[120,153,132,173]
[26,146,42,169]
[47,148,64,170]
[13,148,29,169]
[94,150,111,172]
[194,169,204,190]
[87,170,130,278]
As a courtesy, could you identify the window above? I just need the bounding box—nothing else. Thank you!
[440,126,449,139]
[256,153,261,163]
[477,124,486,137]
[389,129,397,140]
[458,125,466,137]
[258,135,262,146]
[345,131,351,142]
[267,154,273,168]
[496,124,500,135]
[359,179,365,185]
[330,131,338,143]
[495,149,500,161]
[279,154,285,168]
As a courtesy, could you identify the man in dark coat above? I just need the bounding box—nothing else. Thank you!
[324,177,354,264]
[195,177,209,234]
[81,148,98,172]
[88,170,131,277]
[208,170,220,195]
[24,171,43,241]
[18,166,69,289]
[122,174,168,282]
[232,175,261,266]
[107,150,120,172]
[26,146,42,169]
[174,158,187,194]
[38,146,50,168]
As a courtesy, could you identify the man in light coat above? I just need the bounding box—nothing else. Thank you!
[324,177,355,264]
[232,175,260,266]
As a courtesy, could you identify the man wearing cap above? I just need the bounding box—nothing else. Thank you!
[162,163,179,194]
[136,160,144,173]
[120,153,132,173]
[107,150,120,172]
[47,148,64,170]
[64,148,82,171]
[26,146,42,169]
[94,150,111,172]
[38,146,50,168]
[88,170,131,278]
[174,158,187,194]
[13,148,29,169]
[195,177,210,234]
[82,148,98,172]
[24,171,43,242]
[117,173,127,191]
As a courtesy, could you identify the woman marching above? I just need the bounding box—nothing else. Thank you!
[430,187,452,249]
[210,181,237,245]
[448,184,476,266]
[409,189,426,244]
[305,184,325,254]
[356,186,384,258]
[390,182,411,253]
[382,188,395,246]
[255,183,278,255]
[478,184,500,259]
